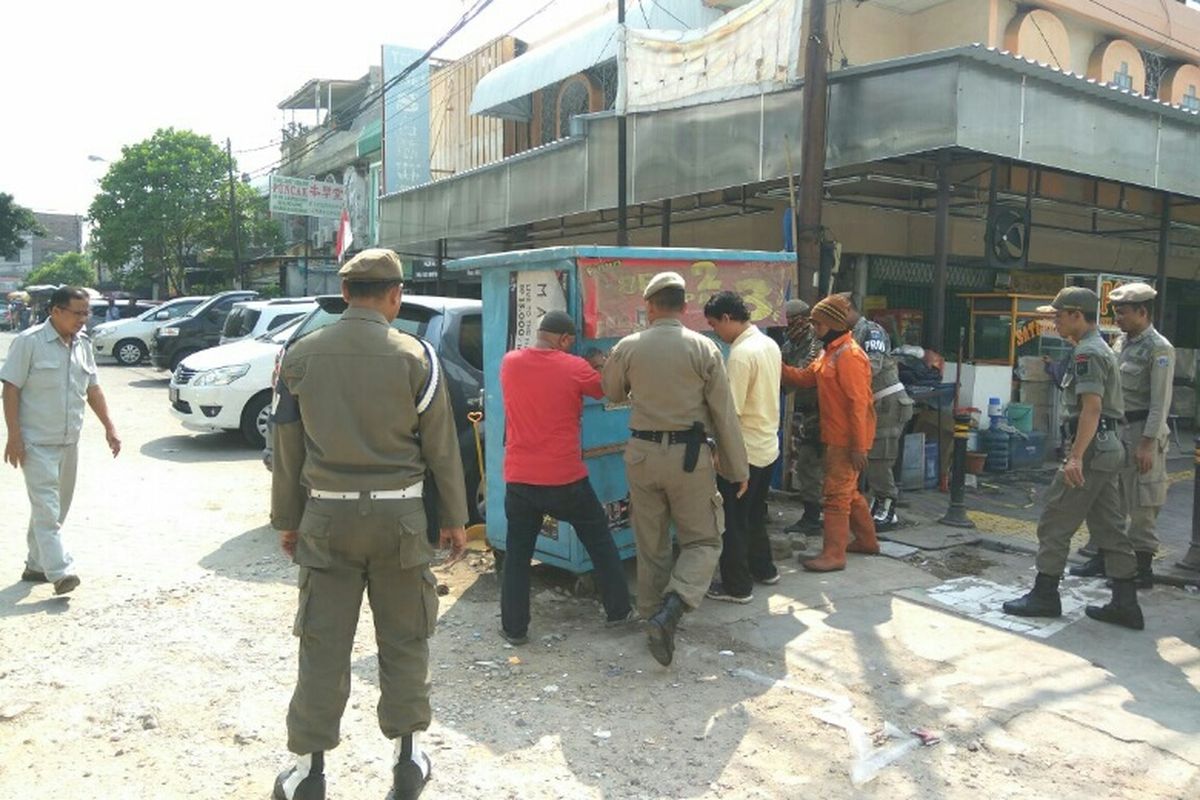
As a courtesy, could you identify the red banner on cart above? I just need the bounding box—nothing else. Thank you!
[578,256,790,339]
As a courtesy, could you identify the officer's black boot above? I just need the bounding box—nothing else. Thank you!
[799,502,822,533]
[1086,578,1145,630]
[784,502,822,534]
[385,733,431,800]
[1001,573,1062,618]
[646,592,686,666]
[273,752,326,800]
[1134,551,1155,590]
[1069,553,1106,577]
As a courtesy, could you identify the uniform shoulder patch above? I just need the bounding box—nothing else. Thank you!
[1156,355,1170,367]
[1074,354,1090,376]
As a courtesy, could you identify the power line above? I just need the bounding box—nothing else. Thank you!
[254,0,498,178]
[648,0,687,29]
[1083,0,1189,49]
[255,0,569,181]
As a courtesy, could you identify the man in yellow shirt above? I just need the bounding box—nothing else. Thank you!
[704,291,782,601]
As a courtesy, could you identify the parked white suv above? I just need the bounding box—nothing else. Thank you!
[169,316,306,448]
[219,298,317,346]
[92,296,207,366]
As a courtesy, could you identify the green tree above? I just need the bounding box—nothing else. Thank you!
[194,182,284,288]
[89,129,230,294]
[0,193,44,260]
[24,252,97,287]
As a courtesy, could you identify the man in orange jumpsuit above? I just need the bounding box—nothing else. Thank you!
[780,294,879,572]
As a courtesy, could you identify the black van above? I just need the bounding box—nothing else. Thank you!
[150,290,259,371]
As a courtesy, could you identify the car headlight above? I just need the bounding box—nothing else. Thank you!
[159,327,180,337]
[191,364,250,387]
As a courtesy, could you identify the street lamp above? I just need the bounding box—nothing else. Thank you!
[86,155,110,283]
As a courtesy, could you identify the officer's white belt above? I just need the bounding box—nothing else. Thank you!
[873,383,906,401]
[309,485,423,500]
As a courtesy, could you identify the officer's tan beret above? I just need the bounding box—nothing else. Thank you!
[1108,282,1156,304]
[1036,286,1099,315]
[784,299,810,318]
[338,248,404,282]
[643,271,686,300]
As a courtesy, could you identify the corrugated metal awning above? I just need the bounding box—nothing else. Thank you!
[468,0,720,120]
[385,45,1200,256]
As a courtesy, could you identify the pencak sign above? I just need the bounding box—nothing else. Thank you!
[269,175,346,219]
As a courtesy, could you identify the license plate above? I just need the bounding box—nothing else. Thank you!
[169,388,179,403]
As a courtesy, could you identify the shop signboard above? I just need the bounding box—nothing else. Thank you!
[578,256,788,339]
[269,175,346,219]
[1064,272,1152,333]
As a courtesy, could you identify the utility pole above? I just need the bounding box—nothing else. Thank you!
[616,0,629,246]
[931,150,951,348]
[226,138,244,289]
[797,0,828,304]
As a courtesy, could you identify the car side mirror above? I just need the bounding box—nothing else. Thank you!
[155,310,170,320]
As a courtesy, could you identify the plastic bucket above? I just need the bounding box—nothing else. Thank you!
[1005,402,1034,433]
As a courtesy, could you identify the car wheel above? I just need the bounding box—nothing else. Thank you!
[114,339,147,366]
[169,350,197,372]
[240,391,271,449]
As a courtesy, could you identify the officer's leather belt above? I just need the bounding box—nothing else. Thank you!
[309,485,423,500]
[1124,409,1150,423]
[1065,416,1123,436]
[873,383,906,401]
[629,429,702,445]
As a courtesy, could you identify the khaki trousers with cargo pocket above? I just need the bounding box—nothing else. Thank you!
[1034,432,1136,579]
[1120,419,1169,554]
[286,496,439,756]
[623,438,724,618]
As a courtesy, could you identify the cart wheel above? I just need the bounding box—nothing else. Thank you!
[492,548,505,575]
[572,572,596,598]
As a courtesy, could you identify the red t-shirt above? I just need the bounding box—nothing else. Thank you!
[500,347,603,485]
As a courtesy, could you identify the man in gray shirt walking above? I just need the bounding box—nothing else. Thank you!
[2,286,121,595]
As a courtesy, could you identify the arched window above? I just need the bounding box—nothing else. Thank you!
[555,74,603,139]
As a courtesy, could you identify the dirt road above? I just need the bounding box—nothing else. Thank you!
[1,339,1197,799]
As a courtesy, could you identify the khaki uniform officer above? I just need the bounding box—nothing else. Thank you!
[780,299,826,534]
[1072,282,1174,587]
[270,249,468,800]
[844,296,913,529]
[1003,287,1144,630]
[602,271,749,666]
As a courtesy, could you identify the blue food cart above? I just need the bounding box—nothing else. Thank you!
[444,246,795,578]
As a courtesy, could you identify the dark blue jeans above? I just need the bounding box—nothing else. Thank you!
[502,478,633,637]
[716,459,779,597]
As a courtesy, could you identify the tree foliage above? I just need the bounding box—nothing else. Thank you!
[0,193,44,260]
[25,252,96,288]
[191,182,284,290]
[89,129,237,294]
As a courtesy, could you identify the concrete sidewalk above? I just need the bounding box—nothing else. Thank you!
[875,454,1200,588]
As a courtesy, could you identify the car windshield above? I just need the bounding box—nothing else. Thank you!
[263,316,305,344]
[291,302,433,341]
[139,299,199,322]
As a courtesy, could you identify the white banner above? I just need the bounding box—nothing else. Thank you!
[508,270,567,351]
[269,175,347,219]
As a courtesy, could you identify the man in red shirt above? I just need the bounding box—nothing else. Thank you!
[499,310,633,644]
